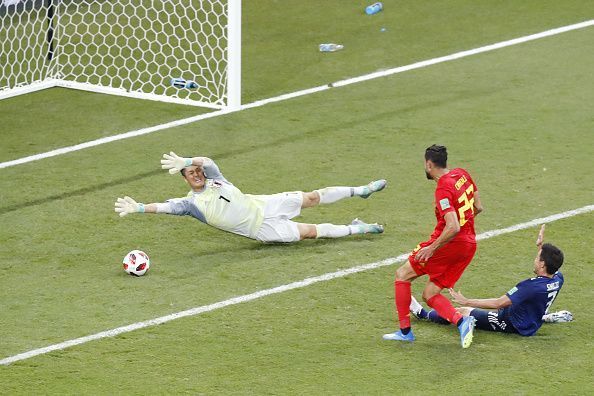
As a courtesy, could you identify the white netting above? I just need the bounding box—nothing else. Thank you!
[1,0,233,107]
[0,1,51,90]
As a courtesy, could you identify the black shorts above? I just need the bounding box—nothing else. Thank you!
[470,309,519,334]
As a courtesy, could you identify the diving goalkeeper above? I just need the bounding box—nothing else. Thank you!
[114,153,386,243]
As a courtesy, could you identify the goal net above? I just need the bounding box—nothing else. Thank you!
[0,0,241,109]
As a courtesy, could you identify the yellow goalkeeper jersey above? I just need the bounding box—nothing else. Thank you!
[165,161,265,239]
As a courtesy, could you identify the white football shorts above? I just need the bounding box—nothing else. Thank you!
[255,191,303,243]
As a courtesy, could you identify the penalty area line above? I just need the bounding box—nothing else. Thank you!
[1,204,592,366]
[1,19,593,170]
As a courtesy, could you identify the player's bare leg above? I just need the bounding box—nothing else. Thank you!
[423,282,476,348]
[422,282,464,324]
[409,298,470,324]
[456,307,474,316]
[301,180,387,209]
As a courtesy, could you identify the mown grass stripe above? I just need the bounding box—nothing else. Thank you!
[1,204,592,365]
[1,19,592,170]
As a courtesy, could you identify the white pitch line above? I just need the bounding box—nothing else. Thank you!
[0,109,232,169]
[1,19,593,170]
[1,204,592,366]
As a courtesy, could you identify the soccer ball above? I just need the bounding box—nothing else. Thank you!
[123,250,150,276]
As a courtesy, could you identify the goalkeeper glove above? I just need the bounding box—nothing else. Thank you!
[161,151,192,174]
[114,196,145,217]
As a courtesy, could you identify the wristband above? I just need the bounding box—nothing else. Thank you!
[138,203,145,213]
[184,158,193,167]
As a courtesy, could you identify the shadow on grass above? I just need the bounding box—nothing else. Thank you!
[0,87,497,216]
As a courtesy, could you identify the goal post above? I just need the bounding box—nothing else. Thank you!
[226,0,240,110]
[0,0,241,109]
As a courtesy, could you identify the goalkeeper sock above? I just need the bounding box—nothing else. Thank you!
[315,187,353,204]
[315,224,351,238]
[315,223,370,238]
[315,183,381,204]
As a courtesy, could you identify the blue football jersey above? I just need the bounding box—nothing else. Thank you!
[503,272,564,336]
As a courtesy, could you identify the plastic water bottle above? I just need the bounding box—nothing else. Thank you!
[171,77,186,88]
[185,81,198,89]
[365,2,383,15]
[170,78,198,89]
[319,43,344,52]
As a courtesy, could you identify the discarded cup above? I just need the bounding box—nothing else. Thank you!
[171,78,198,89]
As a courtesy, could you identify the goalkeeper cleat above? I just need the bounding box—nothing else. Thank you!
[383,329,415,342]
[351,218,384,234]
[458,316,476,349]
[542,310,574,323]
[360,179,387,199]
[410,296,426,320]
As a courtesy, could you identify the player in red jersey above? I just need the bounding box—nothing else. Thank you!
[383,145,484,348]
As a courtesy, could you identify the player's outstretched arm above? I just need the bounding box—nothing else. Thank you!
[536,224,545,247]
[160,151,212,174]
[114,196,160,217]
[449,288,512,309]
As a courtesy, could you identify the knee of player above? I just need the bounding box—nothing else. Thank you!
[421,292,431,303]
[395,265,411,281]
[302,191,320,207]
[298,223,318,239]
[421,289,438,303]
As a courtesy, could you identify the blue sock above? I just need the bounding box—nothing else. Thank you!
[428,310,450,325]
[417,308,429,319]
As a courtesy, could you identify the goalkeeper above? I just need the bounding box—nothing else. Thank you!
[115,153,386,243]
[409,225,572,336]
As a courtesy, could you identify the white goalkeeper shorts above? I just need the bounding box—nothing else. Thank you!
[255,191,303,243]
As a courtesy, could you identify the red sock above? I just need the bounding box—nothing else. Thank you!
[426,294,463,325]
[395,280,412,329]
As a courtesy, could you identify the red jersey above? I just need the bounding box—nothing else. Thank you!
[430,168,477,243]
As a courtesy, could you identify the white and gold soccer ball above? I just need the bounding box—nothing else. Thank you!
[123,250,151,276]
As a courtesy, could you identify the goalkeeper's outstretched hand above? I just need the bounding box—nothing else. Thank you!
[161,151,192,174]
[114,196,144,217]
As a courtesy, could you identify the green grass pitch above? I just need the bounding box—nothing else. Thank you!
[0,1,593,394]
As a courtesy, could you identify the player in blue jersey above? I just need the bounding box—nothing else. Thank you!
[115,152,386,243]
[410,225,570,336]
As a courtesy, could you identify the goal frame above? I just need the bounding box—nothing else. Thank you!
[0,0,241,110]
